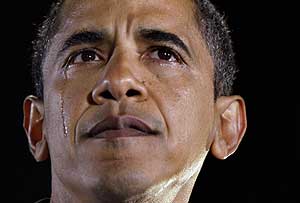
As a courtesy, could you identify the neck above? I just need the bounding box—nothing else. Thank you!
[50,155,205,203]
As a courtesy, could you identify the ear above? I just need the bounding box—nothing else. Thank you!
[23,95,49,162]
[210,96,247,160]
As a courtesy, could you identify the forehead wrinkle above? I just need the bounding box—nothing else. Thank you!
[54,0,210,65]
[125,12,137,37]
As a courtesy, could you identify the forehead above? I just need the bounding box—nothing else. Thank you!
[59,0,198,34]
[62,0,195,17]
[49,0,213,76]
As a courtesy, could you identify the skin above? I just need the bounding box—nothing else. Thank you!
[23,0,247,202]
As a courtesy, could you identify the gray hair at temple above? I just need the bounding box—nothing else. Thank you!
[31,0,237,99]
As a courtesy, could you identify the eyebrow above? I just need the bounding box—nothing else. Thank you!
[59,28,191,57]
[138,28,191,57]
[60,30,107,53]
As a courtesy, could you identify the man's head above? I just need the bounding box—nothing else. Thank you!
[23,0,246,202]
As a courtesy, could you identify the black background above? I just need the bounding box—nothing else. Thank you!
[6,0,298,202]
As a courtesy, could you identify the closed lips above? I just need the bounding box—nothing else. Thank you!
[88,115,159,138]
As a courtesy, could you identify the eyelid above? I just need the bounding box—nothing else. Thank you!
[62,48,104,69]
[146,46,186,64]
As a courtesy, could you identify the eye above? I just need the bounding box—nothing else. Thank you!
[69,49,102,65]
[148,47,181,63]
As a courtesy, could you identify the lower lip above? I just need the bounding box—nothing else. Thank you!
[91,128,151,139]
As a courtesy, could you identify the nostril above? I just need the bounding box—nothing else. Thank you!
[100,90,115,100]
[126,89,141,97]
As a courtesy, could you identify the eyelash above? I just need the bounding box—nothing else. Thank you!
[63,48,103,68]
[63,46,184,69]
[145,46,184,64]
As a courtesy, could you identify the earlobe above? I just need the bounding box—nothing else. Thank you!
[210,96,247,160]
[23,95,49,162]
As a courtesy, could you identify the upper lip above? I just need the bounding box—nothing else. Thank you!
[88,115,158,137]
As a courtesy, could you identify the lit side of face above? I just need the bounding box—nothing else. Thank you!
[23,0,246,202]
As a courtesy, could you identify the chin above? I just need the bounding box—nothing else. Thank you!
[86,165,158,201]
[72,136,183,201]
[76,155,176,202]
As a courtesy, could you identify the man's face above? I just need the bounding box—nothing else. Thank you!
[43,0,215,198]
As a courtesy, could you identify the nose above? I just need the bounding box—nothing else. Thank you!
[91,55,148,104]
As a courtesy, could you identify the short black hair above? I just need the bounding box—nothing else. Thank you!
[32,0,237,99]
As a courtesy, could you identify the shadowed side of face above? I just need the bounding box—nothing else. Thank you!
[27,0,217,200]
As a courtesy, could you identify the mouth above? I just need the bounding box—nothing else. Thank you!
[88,115,160,139]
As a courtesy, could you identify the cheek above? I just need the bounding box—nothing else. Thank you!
[43,89,74,169]
[59,73,96,142]
[43,69,95,160]
[154,73,214,164]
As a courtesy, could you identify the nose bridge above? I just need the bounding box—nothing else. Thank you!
[105,49,137,95]
[109,49,135,78]
[92,46,148,104]
[106,13,137,84]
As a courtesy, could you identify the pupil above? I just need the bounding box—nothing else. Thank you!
[158,49,172,60]
[82,51,95,61]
